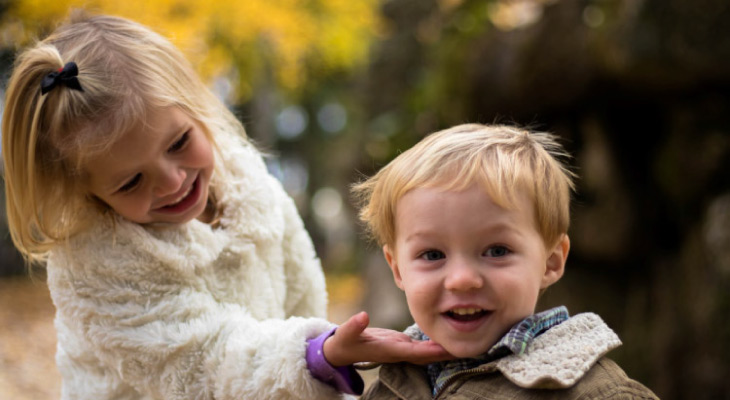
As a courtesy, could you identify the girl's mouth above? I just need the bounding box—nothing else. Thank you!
[156,176,200,214]
[166,184,194,207]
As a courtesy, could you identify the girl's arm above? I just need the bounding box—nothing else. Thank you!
[49,268,344,400]
[47,220,346,400]
[276,178,328,319]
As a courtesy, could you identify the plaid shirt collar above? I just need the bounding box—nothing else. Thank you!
[421,306,570,396]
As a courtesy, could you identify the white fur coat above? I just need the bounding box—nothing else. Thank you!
[47,132,347,399]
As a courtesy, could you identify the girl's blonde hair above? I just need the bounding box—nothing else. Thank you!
[352,124,576,249]
[2,12,246,263]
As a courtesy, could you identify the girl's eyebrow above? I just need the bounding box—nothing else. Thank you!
[166,119,188,135]
[92,154,145,195]
[164,121,192,143]
[105,171,136,194]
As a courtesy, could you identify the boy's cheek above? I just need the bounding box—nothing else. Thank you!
[403,287,440,325]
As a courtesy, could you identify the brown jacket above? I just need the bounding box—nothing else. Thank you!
[360,313,659,400]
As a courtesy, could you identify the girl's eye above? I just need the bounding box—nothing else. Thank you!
[168,131,189,152]
[118,173,141,193]
[421,250,445,261]
[485,246,510,258]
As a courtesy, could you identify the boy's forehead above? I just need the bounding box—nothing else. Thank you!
[401,178,524,209]
[391,183,542,239]
[390,181,542,242]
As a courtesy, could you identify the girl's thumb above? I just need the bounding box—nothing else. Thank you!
[337,311,369,339]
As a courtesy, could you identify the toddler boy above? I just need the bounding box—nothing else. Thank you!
[352,124,659,399]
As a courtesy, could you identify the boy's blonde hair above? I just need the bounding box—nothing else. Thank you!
[352,124,576,249]
[2,12,246,262]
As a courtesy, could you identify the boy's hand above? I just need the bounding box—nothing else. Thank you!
[322,311,454,367]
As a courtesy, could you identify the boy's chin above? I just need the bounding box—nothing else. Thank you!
[440,340,492,359]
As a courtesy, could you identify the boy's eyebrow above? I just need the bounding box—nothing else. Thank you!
[402,222,524,243]
[402,230,434,243]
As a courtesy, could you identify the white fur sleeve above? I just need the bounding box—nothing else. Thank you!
[273,177,329,319]
[47,245,345,400]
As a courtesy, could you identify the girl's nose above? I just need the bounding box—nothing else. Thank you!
[444,259,484,292]
[153,163,186,197]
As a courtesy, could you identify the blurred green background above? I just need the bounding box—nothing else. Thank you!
[1,0,729,399]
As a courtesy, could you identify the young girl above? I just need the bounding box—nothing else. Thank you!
[1,13,448,400]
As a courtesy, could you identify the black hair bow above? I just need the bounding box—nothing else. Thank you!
[40,62,84,95]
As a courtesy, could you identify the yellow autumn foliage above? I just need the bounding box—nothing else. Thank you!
[0,0,379,100]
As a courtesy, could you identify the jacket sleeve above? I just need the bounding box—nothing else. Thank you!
[47,235,344,400]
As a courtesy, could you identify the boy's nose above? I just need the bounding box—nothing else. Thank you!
[153,163,186,197]
[444,260,484,291]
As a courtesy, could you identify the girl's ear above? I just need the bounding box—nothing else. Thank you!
[383,245,404,290]
[542,234,570,289]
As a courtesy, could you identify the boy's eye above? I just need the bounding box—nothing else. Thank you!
[118,173,141,193]
[485,246,510,258]
[421,250,445,261]
[168,131,189,152]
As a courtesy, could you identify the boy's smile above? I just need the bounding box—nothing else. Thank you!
[383,184,568,358]
[84,106,215,225]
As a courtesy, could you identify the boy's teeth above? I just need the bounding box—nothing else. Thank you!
[451,308,483,315]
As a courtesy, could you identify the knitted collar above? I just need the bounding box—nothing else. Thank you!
[423,306,570,394]
[394,312,621,392]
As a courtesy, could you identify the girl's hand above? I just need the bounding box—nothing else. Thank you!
[322,311,454,367]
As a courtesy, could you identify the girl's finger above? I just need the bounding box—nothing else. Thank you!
[336,311,369,341]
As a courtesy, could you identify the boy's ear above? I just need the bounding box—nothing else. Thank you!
[383,245,404,290]
[542,234,570,289]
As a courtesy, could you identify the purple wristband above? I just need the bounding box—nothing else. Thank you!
[305,327,364,395]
